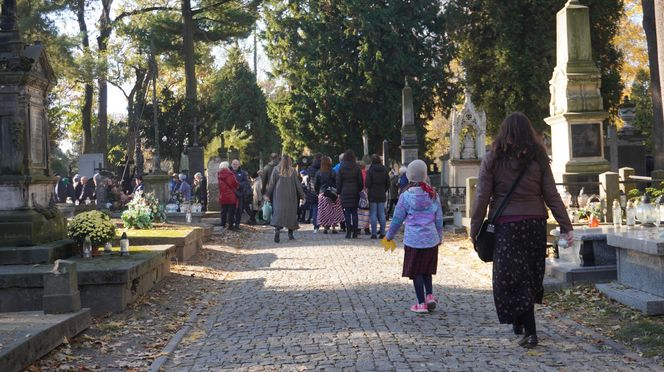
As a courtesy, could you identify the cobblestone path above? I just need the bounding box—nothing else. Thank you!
[164,226,661,371]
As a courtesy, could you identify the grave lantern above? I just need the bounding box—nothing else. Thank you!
[636,194,658,227]
[120,232,130,256]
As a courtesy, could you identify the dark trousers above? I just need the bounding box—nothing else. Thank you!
[387,199,398,219]
[221,204,236,228]
[234,196,255,226]
[343,207,358,232]
[413,274,433,304]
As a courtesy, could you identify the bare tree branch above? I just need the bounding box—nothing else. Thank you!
[111,6,178,26]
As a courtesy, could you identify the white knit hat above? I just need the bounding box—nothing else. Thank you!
[406,159,427,183]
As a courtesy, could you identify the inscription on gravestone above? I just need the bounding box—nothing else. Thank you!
[571,123,601,158]
[30,107,44,166]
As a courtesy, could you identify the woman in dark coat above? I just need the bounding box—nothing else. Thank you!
[365,154,390,239]
[470,112,573,349]
[336,149,364,239]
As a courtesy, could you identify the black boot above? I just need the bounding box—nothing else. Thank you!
[274,230,280,243]
[513,323,524,335]
[352,229,358,239]
[345,230,352,239]
[518,334,538,348]
[288,230,295,240]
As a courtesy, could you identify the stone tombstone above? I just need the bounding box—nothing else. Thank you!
[206,156,221,211]
[0,22,66,245]
[77,153,104,179]
[545,0,610,190]
[400,78,418,166]
[449,90,486,188]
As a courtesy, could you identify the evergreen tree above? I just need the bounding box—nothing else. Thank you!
[264,0,458,157]
[631,68,654,151]
[207,46,276,170]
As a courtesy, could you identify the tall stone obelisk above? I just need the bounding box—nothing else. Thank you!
[400,77,418,165]
[0,3,66,245]
[545,0,610,191]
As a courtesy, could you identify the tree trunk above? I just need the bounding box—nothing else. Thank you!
[182,0,198,145]
[96,0,113,161]
[651,0,664,170]
[76,0,93,154]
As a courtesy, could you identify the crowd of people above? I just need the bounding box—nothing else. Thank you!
[218,151,408,241]
[53,170,206,212]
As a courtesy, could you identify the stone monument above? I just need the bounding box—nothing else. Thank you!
[0,4,66,245]
[545,0,610,192]
[206,156,221,211]
[449,90,486,189]
[400,78,418,165]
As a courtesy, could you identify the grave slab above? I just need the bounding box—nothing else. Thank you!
[0,309,91,372]
[597,282,664,315]
[0,245,174,315]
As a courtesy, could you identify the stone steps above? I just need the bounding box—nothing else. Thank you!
[0,309,91,372]
[0,240,78,265]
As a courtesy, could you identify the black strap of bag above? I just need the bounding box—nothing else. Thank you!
[484,163,530,233]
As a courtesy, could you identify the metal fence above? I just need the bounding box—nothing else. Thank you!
[436,186,466,215]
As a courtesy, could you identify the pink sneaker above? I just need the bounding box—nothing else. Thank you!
[410,303,428,313]
[426,294,438,311]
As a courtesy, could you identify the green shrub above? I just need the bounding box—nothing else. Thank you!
[67,210,116,246]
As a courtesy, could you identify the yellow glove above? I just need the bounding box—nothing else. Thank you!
[381,237,396,252]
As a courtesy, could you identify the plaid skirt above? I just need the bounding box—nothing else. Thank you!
[402,245,438,279]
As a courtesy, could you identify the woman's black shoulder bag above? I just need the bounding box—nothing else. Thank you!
[474,164,529,262]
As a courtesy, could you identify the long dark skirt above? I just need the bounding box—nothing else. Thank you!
[492,218,547,324]
[402,245,438,279]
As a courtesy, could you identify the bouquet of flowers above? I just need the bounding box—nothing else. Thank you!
[121,190,166,229]
[68,210,116,247]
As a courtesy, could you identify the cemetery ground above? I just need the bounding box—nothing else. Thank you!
[26,226,664,370]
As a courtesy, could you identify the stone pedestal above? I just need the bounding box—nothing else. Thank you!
[187,145,204,177]
[43,260,81,314]
[450,159,480,189]
[0,39,66,246]
[206,157,221,211]
[143,173,171,205]
[545,1,610,188]
[599,172,619,223]
[400,79,418,165]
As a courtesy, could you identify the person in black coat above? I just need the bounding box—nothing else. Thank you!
[336,149,364,239]
[53,175,67,203]
[305,155,321,229]
[365,154,390,238]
